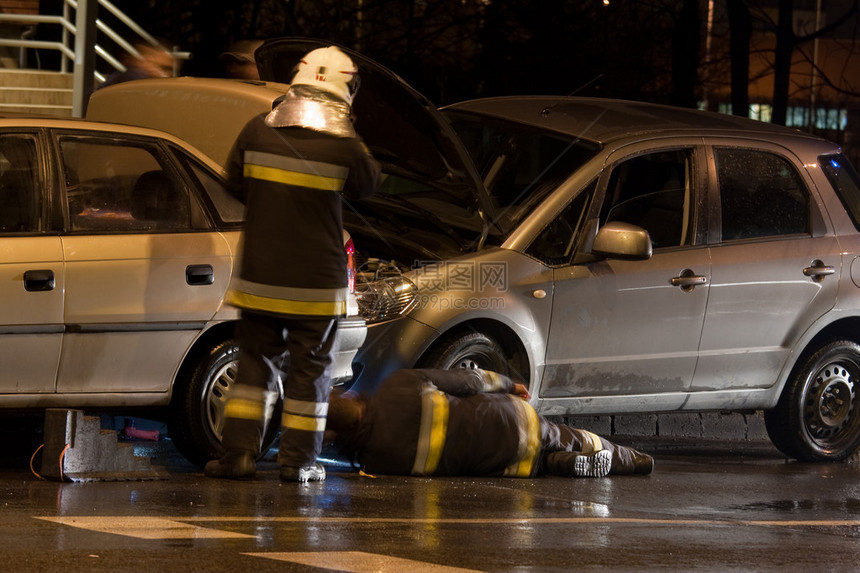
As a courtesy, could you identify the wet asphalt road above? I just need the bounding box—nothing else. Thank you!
[2,429,860,573]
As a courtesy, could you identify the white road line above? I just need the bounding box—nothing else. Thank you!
[34,515,860,538]
[33,516,254,539]
[244,551,482,573]
[184,516,860,527]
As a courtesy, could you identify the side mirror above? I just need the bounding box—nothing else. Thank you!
[591,221,652,261]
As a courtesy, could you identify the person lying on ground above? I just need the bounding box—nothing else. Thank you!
[325,368,654,478]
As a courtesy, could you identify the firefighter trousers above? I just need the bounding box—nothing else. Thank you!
[539,417,651,475]
[221,310,338,468]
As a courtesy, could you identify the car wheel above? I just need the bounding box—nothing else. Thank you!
[764,340,860,461]
[418,330,511,375]
[169,339,281,467]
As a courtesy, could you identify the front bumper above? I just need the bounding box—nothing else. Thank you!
[346,316,438,394]
[332,316,368,382]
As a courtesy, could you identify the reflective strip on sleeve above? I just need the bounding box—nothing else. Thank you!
[502,396,542,477]
[481,370,505,392]
[282,398,329,433]
[411,388,449,476]
[244,151,349,192]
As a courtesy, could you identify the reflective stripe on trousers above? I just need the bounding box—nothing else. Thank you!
[282,398,329,433]
[502,395,542,477]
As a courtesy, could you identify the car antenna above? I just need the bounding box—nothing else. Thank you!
[541,73,603,117]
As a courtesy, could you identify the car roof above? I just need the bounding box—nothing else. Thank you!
[444,96,831,148]
[87,77,288,167]
[0,113,227,173]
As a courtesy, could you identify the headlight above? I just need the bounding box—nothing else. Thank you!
[355,276,418,324]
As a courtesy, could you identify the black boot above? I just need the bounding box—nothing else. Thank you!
[204,451,256,480]
[543,450,612,478]
[631,451,655,475]
[611,446,655,475]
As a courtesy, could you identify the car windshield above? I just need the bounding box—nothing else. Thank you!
[344,110,600,266]
[442,110,600,234]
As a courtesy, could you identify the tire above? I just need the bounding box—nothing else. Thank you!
[169,339,282,467]
[764,340,860,461]
[418,330,511,375]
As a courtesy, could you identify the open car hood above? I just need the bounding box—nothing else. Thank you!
[256,38,495,240]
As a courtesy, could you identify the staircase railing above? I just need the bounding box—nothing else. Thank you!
[0,0,188,116]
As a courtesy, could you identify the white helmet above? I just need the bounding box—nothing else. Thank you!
[290,46,359,105]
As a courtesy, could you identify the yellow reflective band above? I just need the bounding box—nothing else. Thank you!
[284,398,328,417]
[503,396,542,477]
[483,370,504,392]
[230,278,347,304]
[282,413,327,433]
[585,430,604,453]
[244,163,346,191]
[225,398,265,422]
[226,290,346,317]
[411,388,449,476]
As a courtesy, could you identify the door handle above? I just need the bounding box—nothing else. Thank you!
[23,269,55,292]
[186,264,214,286]
[670,269,707,293]
[803,260,835,282]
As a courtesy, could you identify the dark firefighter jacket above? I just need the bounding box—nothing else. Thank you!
[353,369,542,477]
[224,113,379,318]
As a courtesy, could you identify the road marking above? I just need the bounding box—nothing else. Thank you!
[184,516,860,527]
[245,551,481,572]
[34,516,254,539]
[34,514,860,539]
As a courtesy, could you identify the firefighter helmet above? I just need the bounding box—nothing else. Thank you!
[291,47,359,105]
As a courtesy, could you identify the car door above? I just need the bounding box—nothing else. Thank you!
[54,131,233,394]
[691,143,840,391]
[0,132,64,394]
[540,143,711,401]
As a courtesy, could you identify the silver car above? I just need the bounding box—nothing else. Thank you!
[0,116,365,466]
[90,39,860,462]
[256,39,860,462]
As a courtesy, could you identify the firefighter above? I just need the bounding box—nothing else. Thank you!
[205,46,380,483]
[326,369,655,478]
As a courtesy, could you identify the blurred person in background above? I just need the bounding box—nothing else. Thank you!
[220,39,263,80]
[99,42,174,88]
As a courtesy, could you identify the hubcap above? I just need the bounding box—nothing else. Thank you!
[805,361,857,440]
[205,359,239,440]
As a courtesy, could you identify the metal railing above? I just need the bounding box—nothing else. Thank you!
[0,0,187,83]
[0,0,191,117]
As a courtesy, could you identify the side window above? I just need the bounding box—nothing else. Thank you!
[716,148,809,241]
[60,135,191,233]
[175,149,244,225]
[0,134,40,233]
[820,153,860,230]
[600,149,693,249]
[527,181,593,265]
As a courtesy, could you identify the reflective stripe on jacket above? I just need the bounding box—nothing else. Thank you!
[224,113,380,318]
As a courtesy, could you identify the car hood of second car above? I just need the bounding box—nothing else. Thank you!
[255,38,496,241]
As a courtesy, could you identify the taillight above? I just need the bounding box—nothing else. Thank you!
[345,237,356,293]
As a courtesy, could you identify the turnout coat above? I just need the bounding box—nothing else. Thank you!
[354,369,542,477]
[225,113,379,318]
